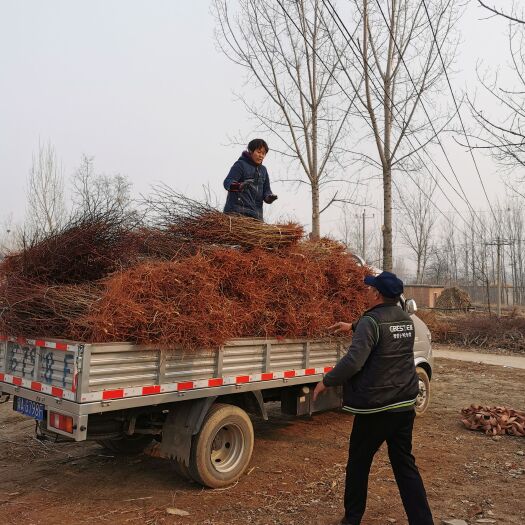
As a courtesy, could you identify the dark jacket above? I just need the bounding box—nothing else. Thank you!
[223,151,273,221]
[323,303,419,414]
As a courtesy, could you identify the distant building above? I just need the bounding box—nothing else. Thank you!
[404,284,445,308]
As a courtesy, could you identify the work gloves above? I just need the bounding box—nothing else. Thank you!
[228,181,278,204]
[229,179,255,192]
[264,194,278,204]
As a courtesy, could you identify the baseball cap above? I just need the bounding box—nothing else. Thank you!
[364,271,404,298]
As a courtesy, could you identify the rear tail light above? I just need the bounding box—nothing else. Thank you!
[49,412,74,434]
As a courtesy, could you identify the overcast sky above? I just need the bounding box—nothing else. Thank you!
[0,1,517,250]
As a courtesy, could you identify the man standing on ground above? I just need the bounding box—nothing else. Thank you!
[314,271,433,525]
[223,138,278,221]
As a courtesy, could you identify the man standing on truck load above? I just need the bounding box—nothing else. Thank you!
[223,138,278,221]
[313,271,433,525]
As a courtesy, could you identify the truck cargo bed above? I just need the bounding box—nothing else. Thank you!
[0,336,341,412]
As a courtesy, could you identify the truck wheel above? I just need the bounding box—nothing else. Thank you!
[189,403,254,488]
[415,367,430,417]
[97,435,153,455]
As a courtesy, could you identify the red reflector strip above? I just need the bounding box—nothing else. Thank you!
[36,363,339,402]
[12,377,22,386]
[55,343,67,351]
[0,373,4,382]
[142,385,161,395]
[35,340,45,347]
[103,389,124,400]
[51,387,63,398]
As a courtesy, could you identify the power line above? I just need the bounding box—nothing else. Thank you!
[364,0,486,227]
[274,0,489,243]
[320,0,485,237]
[420,0,498,223]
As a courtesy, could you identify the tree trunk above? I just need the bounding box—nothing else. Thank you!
[311,183,320,240]
[382,163,393,271]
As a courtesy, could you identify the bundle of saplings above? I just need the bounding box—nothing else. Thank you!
[0,192,372,350]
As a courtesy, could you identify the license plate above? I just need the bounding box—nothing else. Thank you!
[13,396,45,421]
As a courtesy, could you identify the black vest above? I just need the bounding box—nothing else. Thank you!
[343,304,419,413]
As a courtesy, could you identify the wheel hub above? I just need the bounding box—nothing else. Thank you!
[416,378,427,408]
[210,424,243,473]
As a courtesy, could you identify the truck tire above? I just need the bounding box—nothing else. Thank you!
[97,435,153,455]
[415,367,430,417]
[189,403,254,488]
[173,459,193,481]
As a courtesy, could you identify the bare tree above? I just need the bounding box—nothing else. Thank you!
[467,5,525,192]
[396,174,437,283]
[392,256,408,280]
[505,197,525,304]
[346,0,460,270]
[71,154,132,216]
[337,203,381,264]
[477,1,524,24]
[337,204,358,250]
[26,141,66,236]
[213,0,358,238]
[443,216,459,283]
[459,208,502,310]
[426,217,464,288]
[426,245,449,285]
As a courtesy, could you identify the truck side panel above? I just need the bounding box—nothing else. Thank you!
[1,338,349,412]
[0,338,77,396]
[82,339,339,398]
[88,347,160,389]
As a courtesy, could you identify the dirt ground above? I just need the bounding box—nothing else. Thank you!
[0,352,524,525]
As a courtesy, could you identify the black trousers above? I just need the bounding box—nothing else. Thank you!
[343,410,433,525]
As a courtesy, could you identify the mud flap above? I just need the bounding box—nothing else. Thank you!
[159,397,217,466]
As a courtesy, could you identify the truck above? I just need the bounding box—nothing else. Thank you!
[0,297,432,488]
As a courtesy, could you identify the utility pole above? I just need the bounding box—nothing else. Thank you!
[357,209,374,262]
[485,238,513,316]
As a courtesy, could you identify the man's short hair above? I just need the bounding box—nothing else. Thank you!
[248,138,269,153]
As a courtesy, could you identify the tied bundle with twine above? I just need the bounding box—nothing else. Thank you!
[144,185,303,250]
[461,405,525,437]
